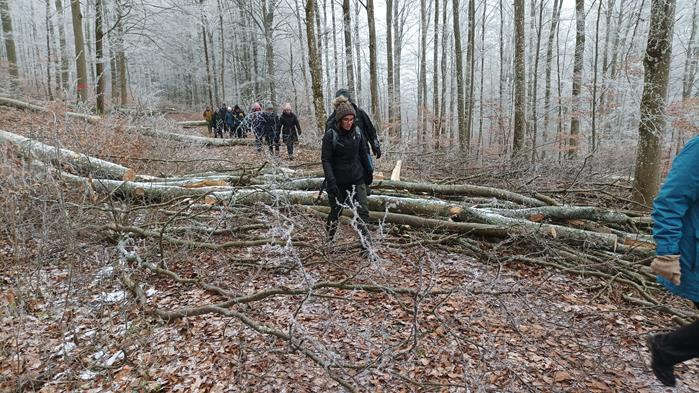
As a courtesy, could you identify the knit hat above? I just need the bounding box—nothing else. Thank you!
[264,102,274,110]
[335,88,353,103]
[282,103,292,112]
[251,102,261,112]
[333,95,356,122]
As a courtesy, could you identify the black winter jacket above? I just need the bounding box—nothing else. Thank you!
[261,111,279,136]
[321,121,372,187]
[326,104,380,156]
[280,113,301,135]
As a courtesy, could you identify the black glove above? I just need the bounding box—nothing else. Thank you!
[372,140,382,159]
[365,172,373,186]
[327,180,339,196]
[366,186,372,196]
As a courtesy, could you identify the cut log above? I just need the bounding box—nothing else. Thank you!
[0,129,136,180]
[390,160,402,181]
[177,120,208,128]
[126,126,252,147]
[0,96,100,123]
[481,206,634,225]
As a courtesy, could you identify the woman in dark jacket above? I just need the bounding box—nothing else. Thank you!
[321,96,373,250]
[279,103,302,160]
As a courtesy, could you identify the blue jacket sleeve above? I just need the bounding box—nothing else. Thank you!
[652,137,699,255]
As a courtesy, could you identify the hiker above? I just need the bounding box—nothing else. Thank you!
[203,106,213,134]
[261,102,280,154]
[232,105,246,138]
[225,107,234,137]
[321,95,373,250]
[646,136,699,387]
[211,109,223,138]
[215,104,227,138]
[326,88,382,165]
[244,102,264,151]
[279,103,302,160]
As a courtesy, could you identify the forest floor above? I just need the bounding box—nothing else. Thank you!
[1,105,698,392]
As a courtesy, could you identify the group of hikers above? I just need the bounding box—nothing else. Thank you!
[199,90,699,387]
[202,101,303,160]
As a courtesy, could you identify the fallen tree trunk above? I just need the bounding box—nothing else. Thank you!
[480,206,635,225]
[126,126,252,147]
[1,129,136,180]
[256,177,549,207]
[177,120,208,128]
[0,96,100,123]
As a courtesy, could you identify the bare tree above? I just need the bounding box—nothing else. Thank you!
[432,0,440,144]
[632,0,677,204]
[368,0,381,126]
[343,0,355,94]
[386,0,395,136]
[465,0,475,149]
[453,0,467,150]
[95,0,106,113]
[70,0,88,103]
[542,0,561,160]
[0,0,18,91]
[54,0,69,93]
[682,0,699,99]
[512,0,526,155]
[307,0,326,131]
[567,0,585,159]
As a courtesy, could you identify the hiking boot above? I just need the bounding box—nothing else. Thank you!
[646,335,676,387]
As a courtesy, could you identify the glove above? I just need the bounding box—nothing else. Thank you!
[365,172,373,186]
[651,255,681,285]
[326,180,339,197]
[372,140,382,159]
[366,186,372,196]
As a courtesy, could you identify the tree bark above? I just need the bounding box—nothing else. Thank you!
[115,0,127,106]
[542,0,561,160]
[432,0,440,146]
[567,0,585,159]
[465,0,475,150]
[306,0,326,133]
[453,0,467,151]
[343,0,355,94]
[45,0,54,100]
[632,0,677,204]
[386,0,394,138]
[263,0,277,104]
[512,0,526,156]
[418,0,428,143]
[682,0,699,99]
[70,0,88,103]
[95,0,105,113]
[367,0,381,126]
[200,1,214,109]
[54,0,69,94]
[0,0,19,91]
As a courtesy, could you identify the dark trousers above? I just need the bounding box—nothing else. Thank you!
[655,302,699,366]
[326,183,371,244]
[286,142,294,157]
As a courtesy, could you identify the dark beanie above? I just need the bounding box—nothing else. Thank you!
[335,88,353,103]
[333,96,356,121]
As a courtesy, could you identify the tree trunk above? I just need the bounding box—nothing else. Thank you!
[432,0,440,147]
[218,0,226,102]
[465,0,475,150]
[512,0,526,156]
[0,0,18,91]
[567,0,585,159]
[114,0,128,106]
[632,0,677,204]
[590,0,603,152]
[394,0,405,138]
[682,0,699,99]
[386,0,395,137]
[354,0,363,104]
[542,0,561,160]
[368,0,381,126]
[453,0,467,151]
[306,0,326,133]
[477,0,486,158]
[45,0,54,100]
[263,0,276,104]
[294,0,311,114]
[70,0,88,103]
[438,0,448,149]
[54,0,69,94]
[529,0,543,162]
[200,2,214,109]
[343,0,355,94]
[418,0,428,143]
[331,0,339,91]
[95,0,105,113]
